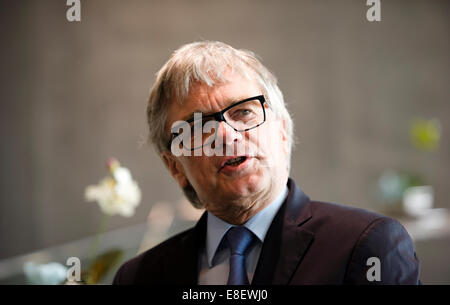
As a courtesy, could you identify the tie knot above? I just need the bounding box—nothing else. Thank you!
[225,226,255,255]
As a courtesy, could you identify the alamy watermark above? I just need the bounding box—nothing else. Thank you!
[366,256,381,282]
[366,0,381,22]
[66,0,81,22]
[65,1,380,24]
[66,256,81,283]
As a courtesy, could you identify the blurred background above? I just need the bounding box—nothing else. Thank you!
[0,0,449,284]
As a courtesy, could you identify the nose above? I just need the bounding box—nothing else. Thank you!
[215,121,243,146]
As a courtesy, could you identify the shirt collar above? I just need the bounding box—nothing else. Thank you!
[205,185,289,268]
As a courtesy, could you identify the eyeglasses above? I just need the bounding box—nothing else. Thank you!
[167,95,267,151]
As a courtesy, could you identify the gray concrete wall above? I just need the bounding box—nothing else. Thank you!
[0,0,448,262]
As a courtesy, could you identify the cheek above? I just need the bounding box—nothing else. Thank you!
[180,156,214,180]
[254,122,282,151]
[260,122,287,162]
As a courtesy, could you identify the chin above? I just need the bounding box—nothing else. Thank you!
[232,174,266,195]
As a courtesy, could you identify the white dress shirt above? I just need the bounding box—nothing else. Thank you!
[198,185,289,285]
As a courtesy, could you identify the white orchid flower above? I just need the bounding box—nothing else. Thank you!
[85,158,141,217]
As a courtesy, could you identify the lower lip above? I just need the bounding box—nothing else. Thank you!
[219,157,253,175]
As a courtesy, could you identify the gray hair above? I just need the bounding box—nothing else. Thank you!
[146,41,294,208]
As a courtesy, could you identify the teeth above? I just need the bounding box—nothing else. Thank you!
[225,156,245,166]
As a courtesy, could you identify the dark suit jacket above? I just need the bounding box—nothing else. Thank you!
[113,178,420,284]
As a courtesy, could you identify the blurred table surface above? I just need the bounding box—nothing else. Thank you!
[397,208,450,241]
[0,218,196,285]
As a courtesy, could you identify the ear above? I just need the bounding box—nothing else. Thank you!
[161,151,188,188]
[280,118,289,155]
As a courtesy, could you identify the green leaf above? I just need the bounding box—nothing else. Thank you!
[83,248,123,284]
[410,118,441,152]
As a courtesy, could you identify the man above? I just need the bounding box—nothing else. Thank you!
[113,41,420,284]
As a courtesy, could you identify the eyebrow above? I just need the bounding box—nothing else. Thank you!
[181,110,203,122]
[180,96,248,122]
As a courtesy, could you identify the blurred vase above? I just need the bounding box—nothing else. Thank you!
[403,185,434,217]
[23,262,67,285]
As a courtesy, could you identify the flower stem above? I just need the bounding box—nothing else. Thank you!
[88,213,111,269]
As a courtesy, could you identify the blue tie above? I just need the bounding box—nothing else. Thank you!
[225,226,255,285]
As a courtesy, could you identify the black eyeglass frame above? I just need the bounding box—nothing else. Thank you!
[166,94,267,151]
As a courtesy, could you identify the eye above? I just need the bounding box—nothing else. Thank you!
[239,109,251,115]
[232,108,254,118]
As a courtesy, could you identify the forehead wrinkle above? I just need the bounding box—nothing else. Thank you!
[187,72,259,109]
[166,75,261,132]
[185,86,227,113]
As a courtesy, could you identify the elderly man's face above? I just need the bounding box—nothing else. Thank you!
[162,74,289,223]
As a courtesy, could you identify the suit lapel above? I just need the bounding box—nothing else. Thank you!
[252,178,314,285]
[173,179,313,285]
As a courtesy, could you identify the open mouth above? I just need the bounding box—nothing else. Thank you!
[224,156,247,166]
[219,156,249,171]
